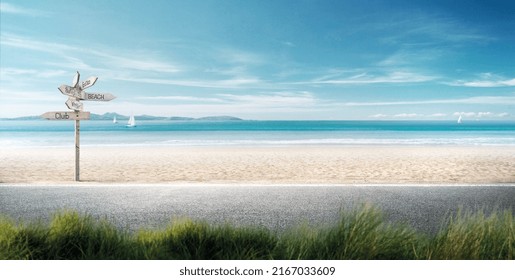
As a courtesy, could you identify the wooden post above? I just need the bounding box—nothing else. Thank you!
[49,72,115,182]
[75,118,80,181]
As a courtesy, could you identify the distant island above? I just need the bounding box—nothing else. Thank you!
[0,113,243,121]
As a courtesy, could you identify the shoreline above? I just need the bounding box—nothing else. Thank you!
[3,143,515,149]
[2,182,515,187]
[1,145,514,184]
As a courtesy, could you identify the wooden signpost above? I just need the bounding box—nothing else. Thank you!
[41,71,116,181]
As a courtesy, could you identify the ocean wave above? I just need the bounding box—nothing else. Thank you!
[3,137,514,148]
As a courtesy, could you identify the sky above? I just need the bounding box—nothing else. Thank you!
[1,0,514,120]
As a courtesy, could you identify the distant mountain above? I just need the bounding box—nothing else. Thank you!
[90,112,128,120]
[1,113,243,121]
[196,116,242,121]
[168,117,195,121]
[1,115,41,120]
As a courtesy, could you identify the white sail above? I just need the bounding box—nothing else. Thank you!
[113,116,117,123]
[126,115,136,127]
[457,115,462,124]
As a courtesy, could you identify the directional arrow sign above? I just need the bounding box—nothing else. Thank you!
[59,85,83,98]
[41,111,90,120]
[72,71,80,88]
[80,92,116,101]
[81,76,98,89]
[65,98,84,111]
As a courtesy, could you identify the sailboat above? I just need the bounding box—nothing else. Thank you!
[457,115,462,124]
[126,115,136,127]
[113,116,117,124]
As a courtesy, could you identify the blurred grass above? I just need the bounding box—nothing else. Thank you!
[0,205,513,260]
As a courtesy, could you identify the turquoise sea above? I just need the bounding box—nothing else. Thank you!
[0,120,514,147]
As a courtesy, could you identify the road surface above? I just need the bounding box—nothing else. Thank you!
[0,184,513,234]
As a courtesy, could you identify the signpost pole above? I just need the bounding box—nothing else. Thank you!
[75,117,80,181]
[44,71,115,183]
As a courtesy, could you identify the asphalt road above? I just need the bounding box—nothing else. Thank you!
[0,184,514,235]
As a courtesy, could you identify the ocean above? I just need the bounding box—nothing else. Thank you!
[1,120,514,148]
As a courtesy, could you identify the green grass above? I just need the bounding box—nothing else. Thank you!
[0,205,513,260]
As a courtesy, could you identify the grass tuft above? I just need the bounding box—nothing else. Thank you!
[425,210,514,260]
[0,205,513,260]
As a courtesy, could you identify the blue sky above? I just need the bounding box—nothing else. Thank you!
[1,0,514,120]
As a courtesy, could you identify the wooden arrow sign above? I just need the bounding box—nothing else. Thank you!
[81,76,98,89]
[58,85,83,98]
[65,98,83,111]
[41,111,90,120]
[72,71,80,88]
[80,92,116,101]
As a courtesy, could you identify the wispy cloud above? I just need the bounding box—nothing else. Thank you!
[449,73,515,87]
[135,95,225,103]
[377,12,494,46]
[218,91,316,106]
[304,70,436,85]
[135,91,317,107]
[88,49,180,73]
[0,34,181,75]
[378,49,444,67]
[102,93,322,118]
[1,33,276,90]
[393,113,421,118]
[368,112,506,119]
[453,112,477,117]
[0,87,61,102]
[369,114,388,118]
[0,68,68,80]
[452,111,506,118]
[115,76,265,89]
[337,96,515,106]
[0,3,49,17]
[216,47,265,65]
[478,112,494,117]
[1,33,74,54]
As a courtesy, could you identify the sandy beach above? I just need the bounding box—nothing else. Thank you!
[1,145,513,184]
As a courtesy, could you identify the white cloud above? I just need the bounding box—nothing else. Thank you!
[0,34,181,74]
[429,113,447,117]
[89,99,323,119]
[393,113,421,118]
[115,77,264,89]
[0,3,48,16]
[218,92,317,107]
[452,112,512,119]
[307,70,436,85]
[88,49,180,73]
[378,49,444,67]
[0,87,61,102]
[216,47,265,65]
[337,96,515,107]
[133,92,317,108]
[0,68,68,80]
[135,96,225,103]
[1,34,274,90]
[369,114,388,118]
[449,73,515,87]
[1,33,74,54]
[376,12,494,46]
[453,112,476,117]
[452,79,515,87]
[477,112,493,118]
